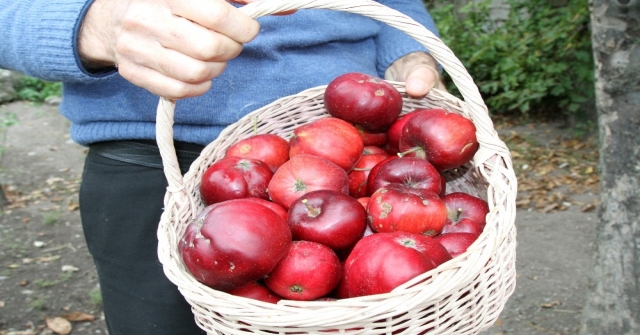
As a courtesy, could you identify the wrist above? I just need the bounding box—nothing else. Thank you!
[78,0,116,70]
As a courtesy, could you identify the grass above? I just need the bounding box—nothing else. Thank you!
[42,212,60,225]
[34,272,73,288]
[28,297,47,311]
[89,286,102,306]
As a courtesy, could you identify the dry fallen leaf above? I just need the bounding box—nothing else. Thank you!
[67,201,79,212]
[541,300,562,308]
[581,203,597,212]
[61,311,96,322]
[45,317,72,335]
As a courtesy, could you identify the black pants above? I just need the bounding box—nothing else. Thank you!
[79,141,206,335]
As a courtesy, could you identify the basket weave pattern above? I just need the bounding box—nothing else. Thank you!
[155,0,518,334]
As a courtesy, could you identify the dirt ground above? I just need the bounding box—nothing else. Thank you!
[0,101,599,335]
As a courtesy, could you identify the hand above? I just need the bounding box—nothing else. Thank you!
[78,0,261,100]
[384,52,446,98]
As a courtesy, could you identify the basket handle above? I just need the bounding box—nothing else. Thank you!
[156,0,505,198]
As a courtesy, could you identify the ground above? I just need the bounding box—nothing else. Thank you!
[0,101,600,335]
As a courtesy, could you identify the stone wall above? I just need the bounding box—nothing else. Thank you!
[0,70,21,104]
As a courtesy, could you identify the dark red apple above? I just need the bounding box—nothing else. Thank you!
[443,192,490,229]
[348,146,391,198]
[399,108,479,171]
[225,134,290,173]
[225,281,282,304]
[200,156,273,205]
[289,117,364,172]
[367,156,442,196]
[268,154,349,209]
[367,185,447,236]
[365,155,399,195]
[324,72,403,131]
[264,241,342,301]
[341,231,449,298]
[434,232,479,257]
[179,199,292,291]
[287,189,367,250]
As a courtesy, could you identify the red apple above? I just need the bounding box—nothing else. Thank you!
[356,125,388,147]
[324,72,403,131]
[200,156,273,205]
[341,231,450,298]
[225,134,290,173]
[399,108,479,171]
[268,154,349,209]
[287,189,367,250]
[367,156,442,196]
[439,173,447,198]
[443,192,490,229]
[357,197,370,209]
[264,241,342,301]
[348,146,391,198]
[365,155,399,195]
[367,185,447,236]
[289,117,364,172]
[179,199,292,291]
[225,281,282,304]
[240,197,288,222]
[441,218,484,235]
[386,110,418,153]
[434,232,479,257]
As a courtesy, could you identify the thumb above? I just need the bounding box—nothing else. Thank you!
[404,64,440,98]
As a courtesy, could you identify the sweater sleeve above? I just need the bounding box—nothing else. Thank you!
[0,0,116,82]
[374,0,440,77]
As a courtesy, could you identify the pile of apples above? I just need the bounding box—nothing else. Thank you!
[179,72,490,303]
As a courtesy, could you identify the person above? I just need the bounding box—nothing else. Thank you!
[0,0,444,333]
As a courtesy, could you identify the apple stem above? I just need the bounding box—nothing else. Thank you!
[301,199,321,217]
[455,207,463,222]
[397,146,422,158]
[352,167,372,172]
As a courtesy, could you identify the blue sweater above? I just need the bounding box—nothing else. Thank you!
[0,0,438,146]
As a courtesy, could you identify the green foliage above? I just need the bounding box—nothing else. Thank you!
[428,0,594,117]
[14,76,62,102]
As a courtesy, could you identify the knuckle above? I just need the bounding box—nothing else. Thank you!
[185,62,213,83]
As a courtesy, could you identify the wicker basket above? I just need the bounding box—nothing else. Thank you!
[155,0,518,333]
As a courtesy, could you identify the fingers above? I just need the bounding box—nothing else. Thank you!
[170,0,260,44]
[107,0,261,99]
[385,52,445,98]
[158,15,245,62]
[118,59,214,99]
[116,35,227,99]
